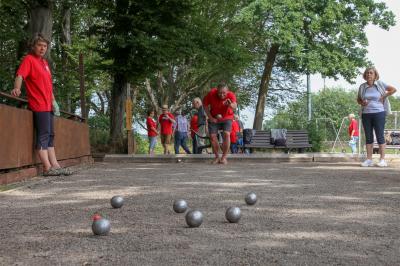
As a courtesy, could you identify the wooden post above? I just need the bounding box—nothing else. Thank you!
[79,52,86,121]
[126,83,134,154]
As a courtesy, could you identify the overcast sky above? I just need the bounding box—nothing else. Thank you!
[242,0,400,128]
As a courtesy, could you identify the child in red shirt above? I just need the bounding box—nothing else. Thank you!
[146,110,158,155]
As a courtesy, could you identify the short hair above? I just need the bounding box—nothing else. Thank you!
[348,113,355,119]
[29,33,50,50]
[363,67,379,81]
[161,105,168,110]
[217,82,228,90]
[193,97,202,104]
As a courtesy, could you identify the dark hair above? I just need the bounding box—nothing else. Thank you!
[147,110,155,116]
[29,33,50,51]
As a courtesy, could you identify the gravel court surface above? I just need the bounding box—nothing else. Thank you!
[1,161,400,265]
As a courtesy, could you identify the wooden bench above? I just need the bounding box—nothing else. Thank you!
[241,129,312,153]
[373,129,400,153]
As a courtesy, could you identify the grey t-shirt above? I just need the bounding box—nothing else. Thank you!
[362,83,387,114]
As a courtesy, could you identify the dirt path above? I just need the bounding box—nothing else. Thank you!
[1,162,400,265]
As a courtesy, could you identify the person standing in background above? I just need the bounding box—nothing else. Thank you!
[173,109,191,154]
[347,114,359,155]
[158,105,175,154]
[146,110,158,155]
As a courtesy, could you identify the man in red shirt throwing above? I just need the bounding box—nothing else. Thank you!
[11,33,71,176]
[203,83,237,164]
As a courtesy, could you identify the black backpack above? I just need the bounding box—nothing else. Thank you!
[391,132,400,145]
[243,129,255,144]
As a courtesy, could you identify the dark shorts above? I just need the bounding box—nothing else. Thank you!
[33,111,54,150]
[208,119,232,134]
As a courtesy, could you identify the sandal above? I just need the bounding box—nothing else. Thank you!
[43,168,63,176]
[60,168,73,176]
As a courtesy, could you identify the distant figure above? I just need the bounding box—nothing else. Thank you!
[347,114,359,155]
[192,97,208,149]
[357,67,397,167]
[146,110,158,155]
[230,117,240,154]
[190,113,199,154]
[173,109,191,154]
[11,33,71,176]
[235,114,244,151]
[158,105,175,154]
[203,82,237,164]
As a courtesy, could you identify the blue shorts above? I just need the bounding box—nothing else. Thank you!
[33,111,54,150]
[149,136,157,150]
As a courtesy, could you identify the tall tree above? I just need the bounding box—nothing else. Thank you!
[236,0,395,129]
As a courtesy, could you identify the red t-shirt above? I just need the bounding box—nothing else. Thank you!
[190,114,199,139]
[158,113,175,135]
[146,117,158,137]
[203,88,236,121]
[16,54,53,112]
[348,119,359,137]
[230,120,240,143]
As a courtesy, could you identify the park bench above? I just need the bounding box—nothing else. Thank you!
[241,129,312,153]
[373,129,400,154]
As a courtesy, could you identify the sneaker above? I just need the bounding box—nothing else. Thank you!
[377,159,388,167]
[361,159,374,167]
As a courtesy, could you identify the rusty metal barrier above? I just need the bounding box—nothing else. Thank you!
[0,92,91,183]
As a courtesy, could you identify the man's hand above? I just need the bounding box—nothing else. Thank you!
[209,117,218,123]
[11,88,21,97]
[224,98,232,106]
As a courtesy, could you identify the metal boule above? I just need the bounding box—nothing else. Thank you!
[185,210,203,228]
[245,192,257,205]
[225,206,241,223]
[173,199,188,213]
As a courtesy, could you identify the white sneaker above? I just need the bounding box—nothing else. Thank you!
[361,159,374,167]
[377,159,388,167]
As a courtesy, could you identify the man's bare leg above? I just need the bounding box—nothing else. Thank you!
[210,133,220,164]
[220,131,230,164]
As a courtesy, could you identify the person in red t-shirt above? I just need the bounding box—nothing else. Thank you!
[146,110,158,155]
[348,113,359,154]
[190,113,199,153]
[230,118,240,154]
[158,105,176,154]
[203,82,237,164]
[11,33,71,176]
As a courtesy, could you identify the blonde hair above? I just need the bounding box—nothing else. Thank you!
[193,97,202,104]
[348,113,355,119]
[363,67,379,81]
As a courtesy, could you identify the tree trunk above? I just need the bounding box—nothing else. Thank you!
[27,0,53,56]
[60,2,71,110]
[109,73,127,153]
[253,44,279,130]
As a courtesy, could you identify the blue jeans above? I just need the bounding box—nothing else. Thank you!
[174,131,191,154]
[148,136,157,151]
[362,111,386,144]
[349,136,359,154]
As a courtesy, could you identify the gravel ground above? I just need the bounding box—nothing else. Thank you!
[1,161,400,265]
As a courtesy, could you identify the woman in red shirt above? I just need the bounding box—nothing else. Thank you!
[11,33,71,176]
[146,110,158,155]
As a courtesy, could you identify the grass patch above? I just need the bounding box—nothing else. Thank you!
[0,183,20,192]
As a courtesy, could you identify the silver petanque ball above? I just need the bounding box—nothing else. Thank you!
[225,206,241,223]
[92,218,111,236]
[173,199,188,213]
[245,192,257,205]
[185,210,203,228]
[110,196,124,208]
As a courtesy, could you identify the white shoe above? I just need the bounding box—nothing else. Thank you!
[377,159,388,167]
[361,159,374,167]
